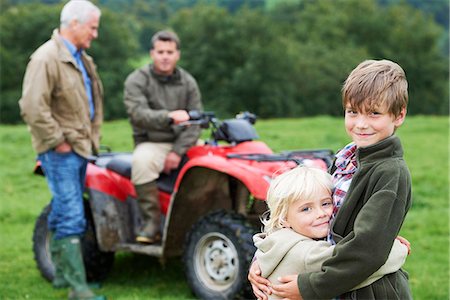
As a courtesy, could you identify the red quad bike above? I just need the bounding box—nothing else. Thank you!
[32,111,334,300]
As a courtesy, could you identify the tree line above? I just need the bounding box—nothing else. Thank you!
[1,0,448,124]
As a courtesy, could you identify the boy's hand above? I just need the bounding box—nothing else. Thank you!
[248,260,271,300]
[271,274,303,300]
[396,236,411,255]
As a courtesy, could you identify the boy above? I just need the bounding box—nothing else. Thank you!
[249,59,412,299]
[253,166,408,300]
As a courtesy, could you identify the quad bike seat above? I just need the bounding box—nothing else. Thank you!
[96,153,188,194]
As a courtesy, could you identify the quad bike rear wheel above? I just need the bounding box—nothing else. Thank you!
[183,210,257,299]
[32,203,115,282]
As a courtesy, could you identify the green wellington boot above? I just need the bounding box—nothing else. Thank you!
[49,233,69,289]
[57,236,106,300]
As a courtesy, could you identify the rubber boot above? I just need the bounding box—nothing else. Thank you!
[135,181,161,244]
[49,233,69,289]
[57,236,106,300]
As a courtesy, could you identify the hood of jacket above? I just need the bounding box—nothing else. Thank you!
[253,229,310,278]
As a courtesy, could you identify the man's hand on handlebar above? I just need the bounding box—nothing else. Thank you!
[168,110,190,125]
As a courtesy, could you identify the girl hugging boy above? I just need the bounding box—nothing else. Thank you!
[253,166,408,300]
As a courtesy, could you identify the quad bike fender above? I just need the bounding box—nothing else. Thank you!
[85,163,135,202]
[162,157,271,257]
[174,155,270,200]
[83,164,138,252]
[85,164,175,252]
[34,162,130,252]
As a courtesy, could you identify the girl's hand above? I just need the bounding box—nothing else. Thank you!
[396,236,411,255]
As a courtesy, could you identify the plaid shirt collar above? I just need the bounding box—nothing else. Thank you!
[334,142,358,175]
[328,142,358,244]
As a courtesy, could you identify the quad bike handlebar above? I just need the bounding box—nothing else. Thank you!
[184,110,257,127]
[176,110,214,128]
[181,110,259,144]
[182,111,334,167]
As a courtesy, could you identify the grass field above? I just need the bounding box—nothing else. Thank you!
[0,116,448,299]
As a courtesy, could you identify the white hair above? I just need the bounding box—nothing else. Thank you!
[60,0,101,28]
[262,166,333,235]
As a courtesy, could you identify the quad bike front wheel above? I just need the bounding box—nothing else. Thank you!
[32,203,115,282]
[183,210,257,300]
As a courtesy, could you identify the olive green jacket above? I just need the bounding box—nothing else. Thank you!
[298,135,412,299]
[19,29,103,158]
[253,229,407,300]
[123,65,202,156]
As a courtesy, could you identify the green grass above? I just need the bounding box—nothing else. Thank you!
[1,116,448,299]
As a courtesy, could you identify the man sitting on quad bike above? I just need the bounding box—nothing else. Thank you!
[123,30,203,244]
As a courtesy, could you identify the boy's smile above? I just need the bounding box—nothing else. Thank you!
[345,105,406,148]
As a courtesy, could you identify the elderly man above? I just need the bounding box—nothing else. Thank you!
[19,1,104,299]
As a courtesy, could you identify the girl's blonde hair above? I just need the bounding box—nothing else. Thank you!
[262,166,333,234]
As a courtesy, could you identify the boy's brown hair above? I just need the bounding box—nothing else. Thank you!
[342,59,408,117]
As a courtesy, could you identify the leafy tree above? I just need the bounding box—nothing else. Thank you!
[380,3,449,114]
[171,5,300,118]
[99,0,199,51]
[269,0,448,115]
[378,0,449,28]
[0,3,60,123]
[1,0,447,123]
[0,0,12,10]
[290,41,368,116]
[170,5,238,116]
[0,3,139,123]
[224,8,299,117]
[171,0,448,118]
[90,9,140,120]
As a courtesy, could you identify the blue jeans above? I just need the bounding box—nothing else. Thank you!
[38,150,88,240]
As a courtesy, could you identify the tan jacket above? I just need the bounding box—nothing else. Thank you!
[19,29,103,158]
